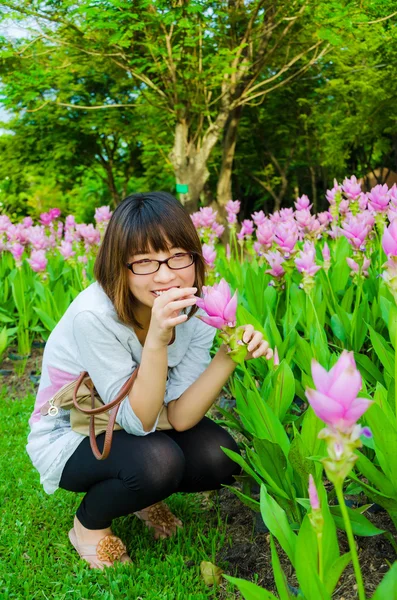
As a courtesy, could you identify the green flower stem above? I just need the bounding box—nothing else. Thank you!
[352,278,363,350]
[317,530,324,582]
[335,483,366,600]
[307,291,325,343]
[325,270,338,314]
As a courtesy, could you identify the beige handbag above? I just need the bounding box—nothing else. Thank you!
[40,368,172,460]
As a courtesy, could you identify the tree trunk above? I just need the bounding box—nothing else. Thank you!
[216,105,242,215]
[309,165,317,213]
[169,114,229,213]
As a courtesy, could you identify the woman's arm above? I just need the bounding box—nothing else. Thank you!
[166,344,236,431]
[127,340,168,432]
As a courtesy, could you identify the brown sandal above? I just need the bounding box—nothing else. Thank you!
[133,502,183,540]
[68,528,132,569]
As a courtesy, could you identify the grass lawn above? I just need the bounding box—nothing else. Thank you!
[0,388,238,599]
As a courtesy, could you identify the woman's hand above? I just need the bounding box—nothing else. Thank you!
[240,324,273,361]
[146,287,198,348]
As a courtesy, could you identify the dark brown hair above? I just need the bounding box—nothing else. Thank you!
[94,191,206,330]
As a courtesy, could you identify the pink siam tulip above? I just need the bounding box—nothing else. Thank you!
[326,180,342,205]
[49,208,61,220]
[256,221,274,249]
[318,212,332,226]
[10,243,24,266]
[195,279,251,363]
[306,351,372,433]
[252,210,266,226]
[191,212,201,228]
[211,222,225,239]
[381,219,397,256]
[27,226,49,250]
[294,209,312,228]
[339,199,350,215]
[340,213,374,251]
[226,212,238,226]
[270,211,282,224]
[58,241,75,260]
[202,243,216,269]
[294,194,312,211]
[196,279,237,329]
[237,219,254,240]
[78,255,88,265]
[273,346,280,366]
[273,222,298,256]
[225,200,241,215]
[264,250,285,278]
[40,211,56,226]
[22,216,33,228]
[253,241,266,257]
[199,206,218,228]
[65,215,76,228]
[295,241,321,276]
[358,193,368,212]
[322,242,331,272]
[308,474,320,510]
[342,176,362,200]
[28,249,48,273]
[367,184,390,213]
[95,206,113,223]
[0,215,11,231]
[346,257,371,277]
[279,208,294,221]
[75,224,101,246]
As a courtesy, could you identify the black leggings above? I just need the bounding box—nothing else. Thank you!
[59,417,241,529]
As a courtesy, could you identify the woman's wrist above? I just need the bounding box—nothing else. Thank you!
[216,343,237,367]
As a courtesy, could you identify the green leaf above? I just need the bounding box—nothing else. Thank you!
[223,575,279,600]
[253,439,291,499]
[267,361,295,421]
[260,485,297,564]
[329,506,385,537]
[368,325,395,378]
[222,484,260,512]
[221,447,264,488]
[295,516,332,600]
[365,402,397,484]
[270,536,292,600]
[371,562,397,600]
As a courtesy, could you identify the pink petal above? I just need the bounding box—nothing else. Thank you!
[342,397,373,427]
[311,360,332,394]
[305,388,344,426]
[203,289,227,317]
[223,290,237,322]
[196,314,227,329]
[216,279,231,302]
[328,367,362,408]
[329,351,356,381]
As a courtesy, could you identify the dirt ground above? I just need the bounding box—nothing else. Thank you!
[2,346,396,599]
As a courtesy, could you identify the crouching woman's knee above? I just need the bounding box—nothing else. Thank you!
[121,437,186,497]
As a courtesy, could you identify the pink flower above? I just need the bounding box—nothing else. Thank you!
[322,242,330,262]
[295,209,312,228]
[256,221,273,248]
[264,250,285,278]
[65,215,76,228]
[309,475,320,510]
[211,222,225,238]
[225,200,241,215]
[226,244,231,260]
[27,226,49,250]
[0,215,11,232]
[295,242,321,276]
[39,212,53,226]
[78,255,88,264]
[273,346,280,366]
[49,208,61,220]
[279,208,294,221]
[294,194,312,211]
[341,213,373,250]
[199,207,218,227]
[202,243,216,268]
[237,219,254,240]
[318,211,332,226]
[358,193,368,211]
[326,179,342,205]
[305,351,372,432]
[28,249,47,273]
[227,212,238,226]
[195,279,237,329]
[58,241,75,260]
[75,224,101,245]
[23,217,33,228]
[346,257,371,276]
[252,210,266,226]
[382,219,397,256]
[95,206,112,223]
[10,243,24,263]
[367,184,390,213]
[191,212,202,228]
[274,222,298,255]
[342,175,362,200]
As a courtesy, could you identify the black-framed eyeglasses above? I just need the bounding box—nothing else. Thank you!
[126,252,197,275]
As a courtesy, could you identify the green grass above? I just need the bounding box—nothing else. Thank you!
[0,388,237,599]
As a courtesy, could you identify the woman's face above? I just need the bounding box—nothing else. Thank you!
[127,244,196,315]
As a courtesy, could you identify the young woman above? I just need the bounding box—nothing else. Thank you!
[26,191,272,569]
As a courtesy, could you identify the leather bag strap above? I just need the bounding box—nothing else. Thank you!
[73,367,139,460]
